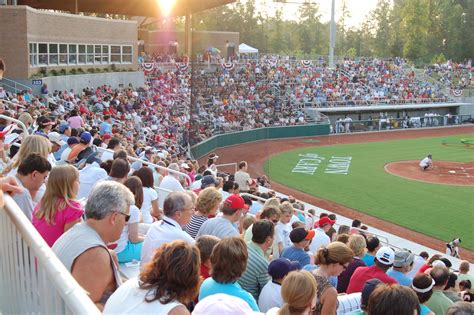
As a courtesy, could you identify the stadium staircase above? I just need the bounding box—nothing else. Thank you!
[0,77,31,94]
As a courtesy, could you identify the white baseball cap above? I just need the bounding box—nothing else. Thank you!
[48,132,66,146]
[375,246,395,265]
[192,294,261,315]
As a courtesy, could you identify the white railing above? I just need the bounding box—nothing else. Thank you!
[0,194,100,315]
[216,162,237,174]
[240,193,315,219]
[0,114,29,135]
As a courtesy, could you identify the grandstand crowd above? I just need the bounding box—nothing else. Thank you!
[0,55,473,314]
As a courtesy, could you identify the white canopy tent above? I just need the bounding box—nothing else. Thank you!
[238,43,259,55]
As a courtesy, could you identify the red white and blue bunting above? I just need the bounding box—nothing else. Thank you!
[141,63,155,72]
[175,62,189,72]
[451,89,463,97]
[301,60,313,68]
[221,61,235,71]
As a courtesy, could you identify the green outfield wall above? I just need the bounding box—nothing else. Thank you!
[191,123,330,159]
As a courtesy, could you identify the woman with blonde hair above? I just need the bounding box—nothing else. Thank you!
[5,134,51,176]
[32,165,83,247]
[312,241,354,314]
[185,187,222,239]
[267,270,318,315]
[337,234,367,293]
[115,176,145,263]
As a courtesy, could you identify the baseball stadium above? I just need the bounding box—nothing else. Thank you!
[1,0,473,314]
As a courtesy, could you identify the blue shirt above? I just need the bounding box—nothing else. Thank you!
[362,253,375,266]
[281,246,310,268]
[420,304,432,315]
[99,121,112,135]
[199,278,259,311]
[387,269,412,287]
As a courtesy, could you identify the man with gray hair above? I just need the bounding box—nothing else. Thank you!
[426,266,454,314]
[140,191,195,266]
[158,163,185,209]
[53,181,134,310]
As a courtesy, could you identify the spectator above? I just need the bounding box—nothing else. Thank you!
[362,237,381,267]
[7,134,51,176]
[32,165,83,247]
[115,176,145,263]
[60,136,79,161]
[267,270,317,315]
[194,174,217,194]
[325,214,337,240]
[426,266,454,314]
[185,187,222,239]
[347,246,397,293]
[242,214,257,233]
[444,273,462,303]
[195,235,220,280]
[258,258,300,312]
[351,219,362,234]
[47,131,66,161]
[353,278,383,315]
[52,181,134,310]
[220,180,235,200]
[158,163,185,209]
[243,206,280,245]
[198,237,259,311]
[104,240,200,314]
[238,220,274,300]
[12,153,51,220]
[77,153,108,200]
[309,216,335,255]
[336,233,350,244]
[312,241,353,314]
[234,161,251,192]
[367,284,420,315]
[281,227,315,268]
[457,260,474,294]
[387,250,415,286]
[446,301,474,315]
[141,191,195,266]
[100,137,121,162]
[418,254,442,273]
[67,131,92,163]
[67,109,84,129]
[412,273,435,315]
[337,234,367,293]
[193,293,258,315]
[407,251,429,280]
[133,166,159,224]
[459,280,473,302]
[196,194,248,239]
[107,158,129,183]
[273,202,293,258]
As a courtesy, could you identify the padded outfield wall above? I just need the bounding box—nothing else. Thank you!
[191,123,330,159]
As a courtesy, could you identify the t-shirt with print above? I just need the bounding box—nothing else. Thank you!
[32,199,84,247]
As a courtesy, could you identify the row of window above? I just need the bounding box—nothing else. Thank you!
[29,43,133,67]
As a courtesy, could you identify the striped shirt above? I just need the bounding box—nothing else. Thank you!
[238,242,270,301]
[185,214,208,239]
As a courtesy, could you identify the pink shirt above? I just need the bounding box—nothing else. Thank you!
[32,199,84,247]
[67,116,83,129]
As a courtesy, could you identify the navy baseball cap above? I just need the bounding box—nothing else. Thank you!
[268,258,300,279]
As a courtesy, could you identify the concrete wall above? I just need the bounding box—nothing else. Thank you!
[16,71,145,95]
[0,6,138,79]
[458,104,474,116]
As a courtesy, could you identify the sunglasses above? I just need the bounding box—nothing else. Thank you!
[114,211,130,222]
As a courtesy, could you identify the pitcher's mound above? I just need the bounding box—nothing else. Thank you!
[385,161,474,186]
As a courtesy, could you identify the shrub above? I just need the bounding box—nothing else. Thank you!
[111,64,116,72]
[69,68,77,75]
[87,68,95,73]
[49,69,58,76]
[77,68,85,74]
[95,68,101,73]
[59,68,67,75]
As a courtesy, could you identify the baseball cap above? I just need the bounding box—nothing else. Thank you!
[375,246,395,265]
[393,250,415,268]
[80,131,92,144]
[102,133,112,141]
[223,194,249,211]
[268,258,300,279]
[290,227,315,243]
[201,175,218,189]
[37,116,55,128]
[192,293,260,315]
[48,132,66,146]
[361,279,383,309]
[316,216,335,227]
[58,121,70,133]
[209,153,219,160]
[181,163,191,170]
[67,137,79,145]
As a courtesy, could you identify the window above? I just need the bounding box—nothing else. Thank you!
[49,43,58,65]
[59,44,68,64]
[29,43,37,66]
[87,45,94,64]
[78,45,86,64]
[102,45,109,63]
[68,44,77,64]
[38,43,48,65]
[122,46,132,63]
[111,45,121,63]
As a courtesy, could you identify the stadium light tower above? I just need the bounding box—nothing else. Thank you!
[274,0,336,67]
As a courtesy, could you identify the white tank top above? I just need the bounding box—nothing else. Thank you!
[103,277,184,314]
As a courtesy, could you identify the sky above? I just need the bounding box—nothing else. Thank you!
[253,0,380,28]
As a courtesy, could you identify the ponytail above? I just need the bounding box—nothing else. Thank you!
[314,241,353,266]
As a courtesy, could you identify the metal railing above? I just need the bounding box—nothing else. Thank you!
[240,193,315,218]
[0,114,29,135]
[0,194,100,314]
[0,98,26,109]
[0,78,31,94]
[216,162,237,174]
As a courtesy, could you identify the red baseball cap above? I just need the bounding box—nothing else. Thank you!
[316,216,335,227]
[224,194,249,211]
[102,133,112,140]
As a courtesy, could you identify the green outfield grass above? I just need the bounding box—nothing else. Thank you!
[265,134,474,250]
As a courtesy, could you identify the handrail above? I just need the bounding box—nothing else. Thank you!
[240,193,315,218]
[216,162,237,174]
[0,98,26,109]
[96,147,193,185]
[0,194,100,314]
[0,77,31,92]
[0,114,29,135]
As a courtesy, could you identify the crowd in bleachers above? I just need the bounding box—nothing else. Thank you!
[425,60,473,90]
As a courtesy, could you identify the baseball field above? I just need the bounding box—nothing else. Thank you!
[264,134,474,250]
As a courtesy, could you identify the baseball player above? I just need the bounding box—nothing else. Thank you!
[419,154,433,171]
